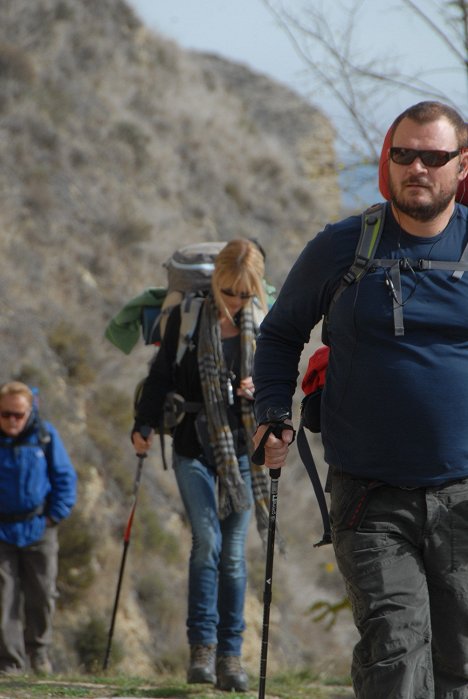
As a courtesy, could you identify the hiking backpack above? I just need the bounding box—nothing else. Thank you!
[298,200,468,546]
[105,241,226,357]
[105,240,274,358]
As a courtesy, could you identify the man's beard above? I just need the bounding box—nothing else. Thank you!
[389,177,458,222]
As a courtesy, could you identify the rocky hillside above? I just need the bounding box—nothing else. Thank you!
[0,0,355,678]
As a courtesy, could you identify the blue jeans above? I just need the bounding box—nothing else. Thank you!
[173,452,252,656]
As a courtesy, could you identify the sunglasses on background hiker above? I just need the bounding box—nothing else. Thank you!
[390,147,460,167]
[0,411,28,420]
[221,288,255,300]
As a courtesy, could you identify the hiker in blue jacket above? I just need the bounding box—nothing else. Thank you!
[0,381,76,676]
[253,101,468,699]
[132,239,269,693]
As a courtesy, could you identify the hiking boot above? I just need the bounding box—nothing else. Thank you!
[187,644,216,684]
[216,655,249,692]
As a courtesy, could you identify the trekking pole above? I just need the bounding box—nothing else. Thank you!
[252,412,294,699]
[258,466,280,699]
[103,426,151,670]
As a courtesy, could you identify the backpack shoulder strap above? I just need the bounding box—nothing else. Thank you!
[333,202,386,306]
[37,419,51,468]
[322,202,386,342]
[175,295,205,365]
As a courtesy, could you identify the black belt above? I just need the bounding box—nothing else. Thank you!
[0,503,45,523]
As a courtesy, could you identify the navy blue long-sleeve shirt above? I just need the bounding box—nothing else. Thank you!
[254,202,468,487]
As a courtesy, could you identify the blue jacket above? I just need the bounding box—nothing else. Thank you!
[254,202,468,487]
[0,411,77,547]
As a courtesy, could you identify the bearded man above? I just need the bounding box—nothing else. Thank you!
[253,102,468,699]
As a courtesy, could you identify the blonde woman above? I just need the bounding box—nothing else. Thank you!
[133,239,269,692]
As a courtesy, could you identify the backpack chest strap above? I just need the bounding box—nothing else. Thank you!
[373,242,468,336]
[373,257,468,274]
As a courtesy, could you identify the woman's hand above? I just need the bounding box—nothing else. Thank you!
[237,377,255,400]
[132,428,154,455]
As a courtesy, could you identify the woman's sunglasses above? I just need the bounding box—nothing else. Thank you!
[390,147,460,168]
[221,288,254,300]
[0,411,27,420]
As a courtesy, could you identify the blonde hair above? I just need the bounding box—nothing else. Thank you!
[212,239,267,315]
[0,381,33,407]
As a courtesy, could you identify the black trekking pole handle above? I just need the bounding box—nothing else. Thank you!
[252,411,295,469]
[252,422,282,474]
[103,426,151,671]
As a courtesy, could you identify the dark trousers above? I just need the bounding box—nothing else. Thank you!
[0,527,58,671]
[330,471,468,699]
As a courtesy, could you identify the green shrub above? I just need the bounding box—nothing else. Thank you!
[37,80,74,124]
[113,215,152,247]
[111,120,150,167]
[54,1,74,21]
[224,181,247,212]
[90,385,133,433]
[74,616,123,672]
[247,545,270,601]
[308,595,351,630]
[13,364,50,393]
[135,498,181,562]
[23,171,53,215]
[47,322,95,385]
[0,44,35,83]
[135,572,180,632]
[85,384,134,491]
[57,510,96,607]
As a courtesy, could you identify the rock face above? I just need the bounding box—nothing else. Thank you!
[0,0,354,677]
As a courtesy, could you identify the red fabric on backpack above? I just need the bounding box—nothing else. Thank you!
[301,345,330,396]
[379,125,468,205]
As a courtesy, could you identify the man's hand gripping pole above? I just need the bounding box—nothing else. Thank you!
[252,407,295,472]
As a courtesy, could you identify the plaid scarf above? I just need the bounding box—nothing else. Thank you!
[197,295,271,543]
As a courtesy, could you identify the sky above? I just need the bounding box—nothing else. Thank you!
[127,0,466,121]
[126,0,467,205]
[128,0,309,97]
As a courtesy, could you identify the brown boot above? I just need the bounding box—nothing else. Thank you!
[187,644,216,684]
[216,655,249,692]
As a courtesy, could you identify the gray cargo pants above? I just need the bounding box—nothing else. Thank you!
[330,470,468,699]
[0,526,58,672]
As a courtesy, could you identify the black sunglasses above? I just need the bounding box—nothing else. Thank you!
[221,288,254,300]
[0,411,26,420]
[390,147,460,168]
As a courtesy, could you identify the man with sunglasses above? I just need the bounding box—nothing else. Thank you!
[252,101,468,699]
[0,382,76,675]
